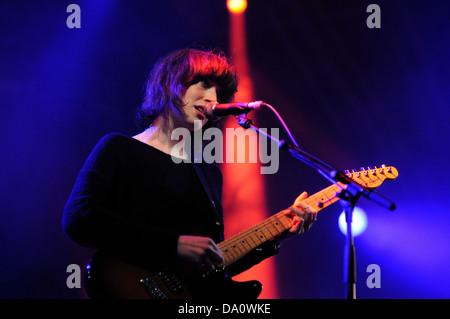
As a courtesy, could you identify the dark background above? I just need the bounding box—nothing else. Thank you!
[1,0,449,298]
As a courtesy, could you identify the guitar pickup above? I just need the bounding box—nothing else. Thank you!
[140,271,185,299]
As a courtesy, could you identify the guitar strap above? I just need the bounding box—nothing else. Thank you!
[192,162,225,238]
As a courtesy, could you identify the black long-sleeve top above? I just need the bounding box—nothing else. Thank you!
[62,133,278,275]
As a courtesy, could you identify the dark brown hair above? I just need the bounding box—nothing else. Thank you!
[136,48,238,129]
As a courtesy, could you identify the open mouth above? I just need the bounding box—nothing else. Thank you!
[194,106,205,117]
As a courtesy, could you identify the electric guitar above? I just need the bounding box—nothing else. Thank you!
[85,165,398,299]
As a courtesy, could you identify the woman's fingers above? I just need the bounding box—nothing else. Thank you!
[284,191,318,235]
[177,235,224,273]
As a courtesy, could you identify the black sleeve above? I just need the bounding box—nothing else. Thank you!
[61,134,180,267]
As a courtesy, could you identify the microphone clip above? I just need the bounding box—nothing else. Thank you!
[235,115,254,129]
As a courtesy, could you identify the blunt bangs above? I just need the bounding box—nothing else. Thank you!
[184,51,238,104]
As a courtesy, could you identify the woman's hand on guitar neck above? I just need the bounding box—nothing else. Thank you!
[276,191,318,244]
[177,235,225,274]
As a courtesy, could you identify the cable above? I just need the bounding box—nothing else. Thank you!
[263,103,300,148]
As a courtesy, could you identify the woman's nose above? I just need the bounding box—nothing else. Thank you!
[204,87,218,103]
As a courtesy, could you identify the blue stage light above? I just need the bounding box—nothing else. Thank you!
[338,206,368,236]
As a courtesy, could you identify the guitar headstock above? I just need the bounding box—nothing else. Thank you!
[345,165,398,189]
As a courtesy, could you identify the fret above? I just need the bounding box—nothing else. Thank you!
[274,213,293,230]
[272,214,288,233]
[260,221,274,238]
[307,183,344,210]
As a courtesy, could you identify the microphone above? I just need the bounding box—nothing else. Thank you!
[204,101,267,120]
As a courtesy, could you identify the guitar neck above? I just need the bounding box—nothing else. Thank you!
[218,183,345,267]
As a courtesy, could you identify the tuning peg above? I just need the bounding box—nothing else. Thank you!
[360,167,365,171]
[381,164,387,168]
[344,169,350,174]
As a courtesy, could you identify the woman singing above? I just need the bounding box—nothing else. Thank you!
[62,48,317,299]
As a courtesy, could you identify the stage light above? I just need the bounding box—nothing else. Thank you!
[227,0,247,14]
[338,206,368,236]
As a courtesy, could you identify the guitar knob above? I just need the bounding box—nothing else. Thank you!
[344,169,350,174]
[360,167,365,171]
[381,164,387,168]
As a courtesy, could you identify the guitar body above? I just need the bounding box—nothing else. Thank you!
[85,251,262,299]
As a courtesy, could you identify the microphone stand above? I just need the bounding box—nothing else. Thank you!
[235,115,396,299]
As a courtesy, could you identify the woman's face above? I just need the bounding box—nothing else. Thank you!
[178,79,219,131]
